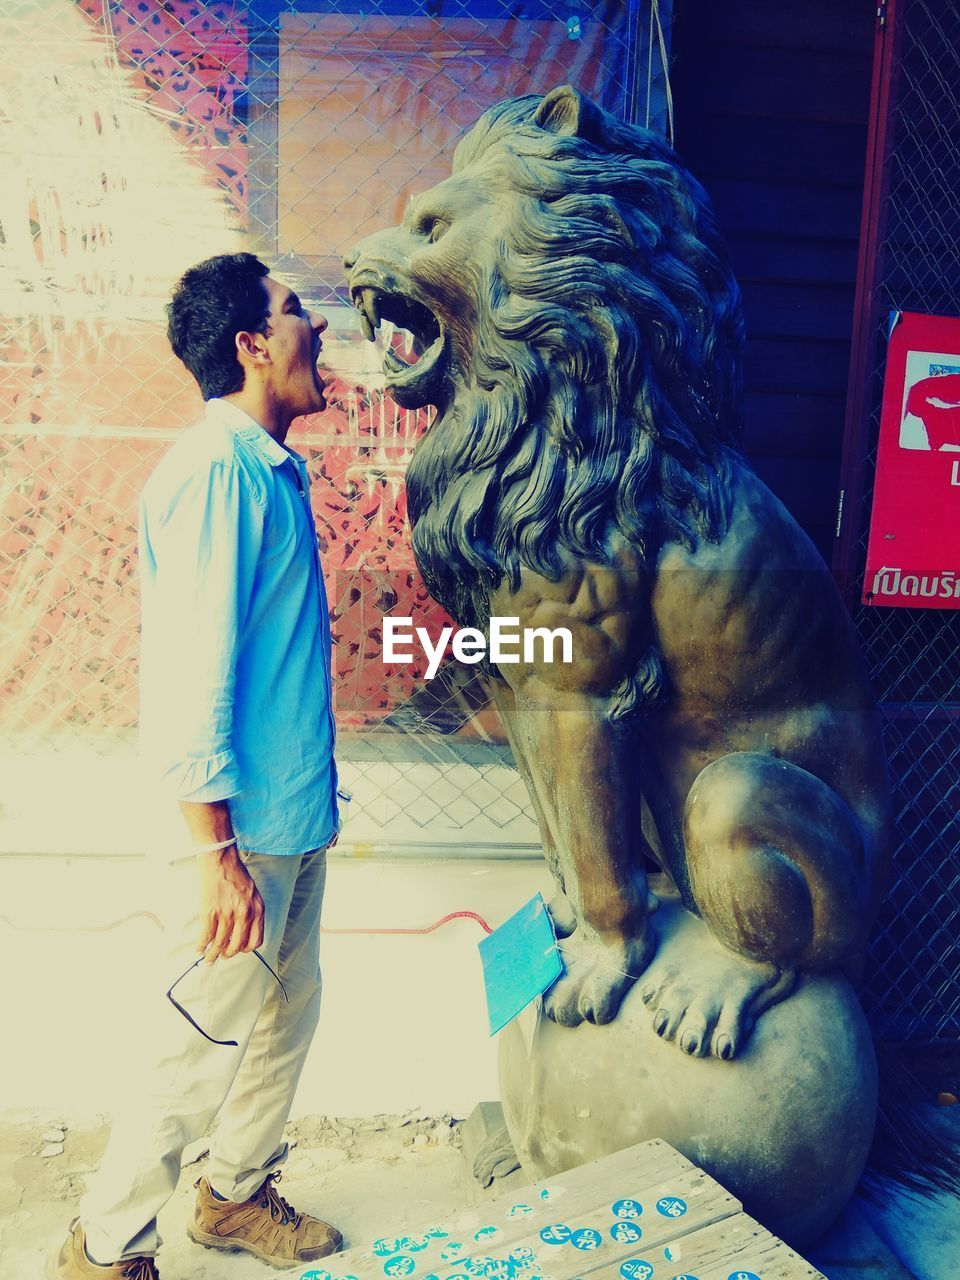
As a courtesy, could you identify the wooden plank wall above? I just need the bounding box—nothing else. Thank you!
[670,0,877,558]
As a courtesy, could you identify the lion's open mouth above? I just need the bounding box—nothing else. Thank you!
[353,285,445,408]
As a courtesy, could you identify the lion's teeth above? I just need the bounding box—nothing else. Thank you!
[361,288,381,329]
[359,312,374,342]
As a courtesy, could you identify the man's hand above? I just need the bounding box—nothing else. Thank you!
[196,845,265,963]
[178,799,265,964]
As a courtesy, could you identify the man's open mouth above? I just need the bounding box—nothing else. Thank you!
[352,285,445,408]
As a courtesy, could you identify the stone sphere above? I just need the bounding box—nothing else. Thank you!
[499,902,877,1248]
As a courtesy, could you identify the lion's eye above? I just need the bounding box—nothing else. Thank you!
[419,215,449,243]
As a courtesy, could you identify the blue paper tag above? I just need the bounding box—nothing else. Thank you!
[478,893,563,1035]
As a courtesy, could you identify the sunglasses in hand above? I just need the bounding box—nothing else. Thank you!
[166,949,288,1046]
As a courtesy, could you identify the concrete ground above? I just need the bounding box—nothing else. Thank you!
[0,1110,494,1279]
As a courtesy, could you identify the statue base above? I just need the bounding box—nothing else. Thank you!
[499,901,877,1249]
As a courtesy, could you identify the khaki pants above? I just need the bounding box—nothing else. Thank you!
[80,848,327,1263]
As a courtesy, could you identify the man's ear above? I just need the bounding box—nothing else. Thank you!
[236,330,270,366]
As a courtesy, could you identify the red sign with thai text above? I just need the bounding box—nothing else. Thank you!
[863,310,960,608]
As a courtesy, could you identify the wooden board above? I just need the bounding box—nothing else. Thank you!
[640,1216,827,1279]
[299,1139,825,1280]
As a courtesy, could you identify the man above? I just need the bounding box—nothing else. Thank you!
[50,253,344,1279]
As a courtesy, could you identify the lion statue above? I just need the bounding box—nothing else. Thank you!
[344,85,892,1068]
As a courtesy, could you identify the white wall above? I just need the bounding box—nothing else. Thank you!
[2,855,550,1122]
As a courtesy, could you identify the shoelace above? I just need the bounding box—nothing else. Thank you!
[253,1171,300,1228]
[120,1259,158,1280]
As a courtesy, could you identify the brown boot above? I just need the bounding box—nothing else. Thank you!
[47,1220,159,1280]
[189,1172,343,1268]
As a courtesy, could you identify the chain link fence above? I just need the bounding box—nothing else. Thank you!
[4,2,957,1044]
[0,0,670,852]
[840,0,960,1042]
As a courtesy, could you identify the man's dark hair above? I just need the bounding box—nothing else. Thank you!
[167,253,271,400]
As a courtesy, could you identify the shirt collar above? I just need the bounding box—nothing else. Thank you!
[204,397,307,470]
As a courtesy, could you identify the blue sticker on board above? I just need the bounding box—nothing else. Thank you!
[301,1273,359,1280]
[426,1228,450,1239]
[656,1197,688,1218]
[619,1261,654,1280]
[388,1239,420,1257]
[539,1224,572,1245]
[509,1247,536,1269]
[727,1273,762,1280]
[570,1229,603,1251]
[478,894,562,1034]
[374,1240,402,1258]
[384,1257,416,1278]
[612,1199,643,1219]
[671,1274,702,1280]
[461,1259,489,1276]
[508,1204,534,1220]
[475,1227,501,1243]
[440,1243,464,1261]
[404,1237,429,1253]
[610,1222,643,1244]
[483,1261,511,1280]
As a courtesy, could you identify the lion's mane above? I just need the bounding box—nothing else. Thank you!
[406,93,745,716]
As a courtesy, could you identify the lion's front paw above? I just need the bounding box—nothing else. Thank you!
[544,930,655,1027]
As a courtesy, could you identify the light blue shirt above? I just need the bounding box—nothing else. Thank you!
[139,397,338,854]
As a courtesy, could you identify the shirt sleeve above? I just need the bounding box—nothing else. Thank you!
[139,457,265,803]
